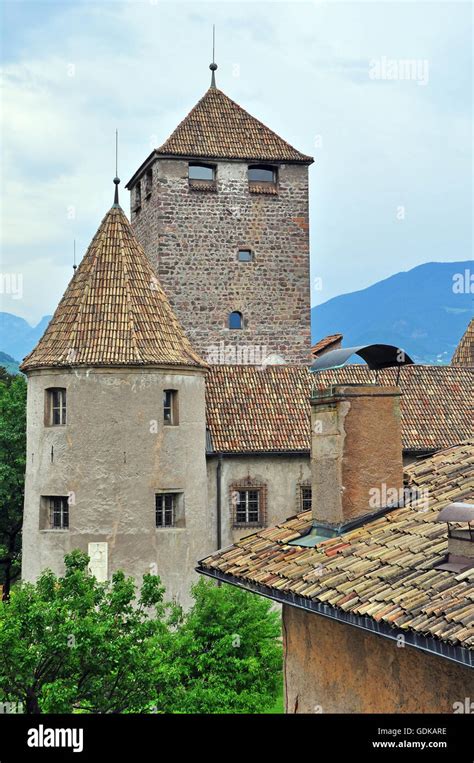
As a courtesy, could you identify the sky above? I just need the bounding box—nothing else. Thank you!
[0,0,472,325]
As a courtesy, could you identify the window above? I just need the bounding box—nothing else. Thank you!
[45,388,66,426]
[231,480,267,528]
[135,182,142,209]
[301,485,312,512]
[188,163,215,181]
[235,490,260,524]
[48,496,69,529]
[228,311,243,330]
[248,164,277,183]
[145,168,153,197]
[155,493,175,528]
[238,249,253,262]
[163,389,178,426]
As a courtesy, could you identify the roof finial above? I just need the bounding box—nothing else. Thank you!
[113,128,120,206]
[73,239,77,273]
[209,24,217,88]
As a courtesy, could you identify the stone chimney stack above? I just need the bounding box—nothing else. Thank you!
[310,384,404,527]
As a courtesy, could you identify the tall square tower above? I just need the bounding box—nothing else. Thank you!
[127,74,313,365]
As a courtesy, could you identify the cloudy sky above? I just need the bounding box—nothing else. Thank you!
[0,0,472,325]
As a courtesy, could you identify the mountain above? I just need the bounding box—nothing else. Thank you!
[0,351,20,375]
[311,261,473,364]
[0,313,51,368]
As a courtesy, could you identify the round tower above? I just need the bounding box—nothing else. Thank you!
[21,181,211,607]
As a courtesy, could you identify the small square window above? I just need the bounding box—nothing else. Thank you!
[238,249,253,262]
[48,496,69,529]
[45,388,67,426]
[163,389,179,426]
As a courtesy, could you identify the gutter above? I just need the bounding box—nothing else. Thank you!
[196,566,474,669]
[216,453,223,551]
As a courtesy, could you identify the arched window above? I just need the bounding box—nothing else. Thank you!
[248,164,277,182]
[228,311,243,330]
[188,163,215,181]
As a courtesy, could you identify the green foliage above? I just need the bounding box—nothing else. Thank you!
[0,555,282,714]
[0,551,171,713]
[157,579,282,713]
[0,371,26,594]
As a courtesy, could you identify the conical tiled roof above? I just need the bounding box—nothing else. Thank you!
[155,86,313,164]
[451,318,474,366]
[21,205,205,371]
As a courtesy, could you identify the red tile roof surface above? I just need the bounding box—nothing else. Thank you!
[200,441,474,649]
[205,364,473,454]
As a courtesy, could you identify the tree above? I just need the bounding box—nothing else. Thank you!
[0,554,282,714]
[157,579,282,713]
[0,371,26,597]
[0,551,173,713]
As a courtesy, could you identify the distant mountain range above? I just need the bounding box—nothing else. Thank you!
[0,313,51,370]
[0,261,472,371]
[312,261,473,364]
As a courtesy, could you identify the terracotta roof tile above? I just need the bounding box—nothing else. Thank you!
[21,206,205,371]
[311,334,343,357]
[156,86,313,164]
[452,318,474,365]
[200,441,474,649]
[205,364,473,454]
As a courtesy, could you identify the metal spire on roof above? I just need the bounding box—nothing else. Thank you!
[209,24,217,87]
[73,239,77,273]
[113,129,120,206]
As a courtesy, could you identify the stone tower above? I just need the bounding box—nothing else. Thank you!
[126,69,314,365]
[21,181,212,607]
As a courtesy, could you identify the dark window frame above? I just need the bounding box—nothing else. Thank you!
[230,480,267,528]
[163,389,179,426]
[188,162,216,182]
[45,388,67,427]
[49,496,69,530]
[297,481,312,512]
[155,493,176,528]
[248,164,277,183]
[145,168,153,198]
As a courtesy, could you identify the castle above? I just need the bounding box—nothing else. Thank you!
[20,65,473,607]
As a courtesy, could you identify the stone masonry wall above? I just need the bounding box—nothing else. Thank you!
[129,159,311,365]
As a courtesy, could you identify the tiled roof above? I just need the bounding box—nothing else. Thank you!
[156,86,313,164]
[199,441,474,650]
[311,333,343,356]
[205,364,473,454]
[452,318,474,366]
[21,205,204,371]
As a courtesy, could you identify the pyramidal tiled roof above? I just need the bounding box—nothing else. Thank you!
[21,205,205,371]
[452,318,474,366]
[156,86,313,164]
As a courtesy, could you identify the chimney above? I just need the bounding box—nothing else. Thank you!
[310,384,404,528]
[435,503,474,571]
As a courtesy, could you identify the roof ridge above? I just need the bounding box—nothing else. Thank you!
[117,211,141,363]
